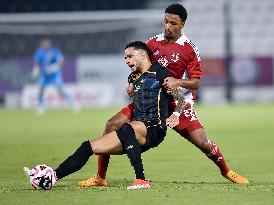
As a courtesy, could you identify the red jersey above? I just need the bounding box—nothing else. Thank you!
[146,33,203,100]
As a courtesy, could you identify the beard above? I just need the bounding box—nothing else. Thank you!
[164,30,174,40]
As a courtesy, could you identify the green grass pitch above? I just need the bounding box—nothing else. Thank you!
[0,104,274,205]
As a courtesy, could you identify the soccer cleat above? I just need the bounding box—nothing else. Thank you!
[77,175,108,188]
[127,179,151,190]
[224,170,249,184]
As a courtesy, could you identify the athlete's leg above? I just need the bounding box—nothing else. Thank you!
[37,77,46,114]
[118,122,151,190]
[86,121,147,182]
[79,122,148,189]
[104,112,131,134]
[78,104,133,187]
[172,102,229,174]
[37,75,45,107]
[97,112,131,177]
[173,104,248,183]
[91,120,147,154]
[97,104,132,178]
[57,86,72,102]
[180,128,229,175]
[55,131,125,180]
[116,122,147,180]
[55,141,93,180]
[38,86,45,109]
[54,75,78,110]
[176,128,248,183]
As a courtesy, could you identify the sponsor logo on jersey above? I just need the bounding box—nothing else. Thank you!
[127,145,134,150]
[153,50,160,56]
[158,56,169,67]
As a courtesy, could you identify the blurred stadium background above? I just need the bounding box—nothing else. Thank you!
[0,0,273,109]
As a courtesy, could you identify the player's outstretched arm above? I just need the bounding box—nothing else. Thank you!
[166,87,187,128]
[163,77,200,91]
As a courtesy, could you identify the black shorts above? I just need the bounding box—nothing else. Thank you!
[140,122,167,153]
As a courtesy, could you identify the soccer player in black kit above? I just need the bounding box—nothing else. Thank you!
[25,41,186,190]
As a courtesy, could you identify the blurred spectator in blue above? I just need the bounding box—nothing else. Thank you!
[32,38,79,114]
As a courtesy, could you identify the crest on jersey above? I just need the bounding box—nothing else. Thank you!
[171,53,180,62]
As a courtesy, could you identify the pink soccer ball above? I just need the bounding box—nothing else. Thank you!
[24,164,56,190]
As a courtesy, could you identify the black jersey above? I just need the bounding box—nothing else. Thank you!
[132,63,172,124]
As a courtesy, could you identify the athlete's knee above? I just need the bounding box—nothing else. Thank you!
[116,123,141,163]
[116,124,135,143]
[197,135,213,153]
[189,129,213,153]
[200,140,213,153]
[105,119,120,133]
[89,139,102,154]
[104,114,129,134]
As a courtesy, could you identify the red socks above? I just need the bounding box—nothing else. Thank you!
[206,143,230,175]
[97,154,110,179]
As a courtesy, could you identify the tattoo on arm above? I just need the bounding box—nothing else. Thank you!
[171,87,187,114]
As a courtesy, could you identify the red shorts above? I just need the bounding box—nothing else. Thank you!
[119,101,203,138]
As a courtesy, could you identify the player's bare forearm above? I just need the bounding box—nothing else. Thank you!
[171,88,186,114]
[166,88,187,128]
[178,77,200,90]
[163,77,200,91]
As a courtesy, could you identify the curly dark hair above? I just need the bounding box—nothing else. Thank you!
[125,41,152,57]
[165,4,188,21]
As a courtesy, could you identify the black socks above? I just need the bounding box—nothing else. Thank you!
[116,124,145,180]
[55,124,145,181]
[55,141,93,180]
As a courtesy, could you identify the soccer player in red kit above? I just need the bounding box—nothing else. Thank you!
[78,4,248,187]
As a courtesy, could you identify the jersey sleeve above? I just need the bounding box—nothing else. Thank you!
[186,42,203,78]
[156,67,172,84]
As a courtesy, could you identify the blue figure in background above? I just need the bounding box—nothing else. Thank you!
[32,38,79,114]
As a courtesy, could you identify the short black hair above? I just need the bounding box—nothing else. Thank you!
[165,4,188,22]
[125,41,151,57]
